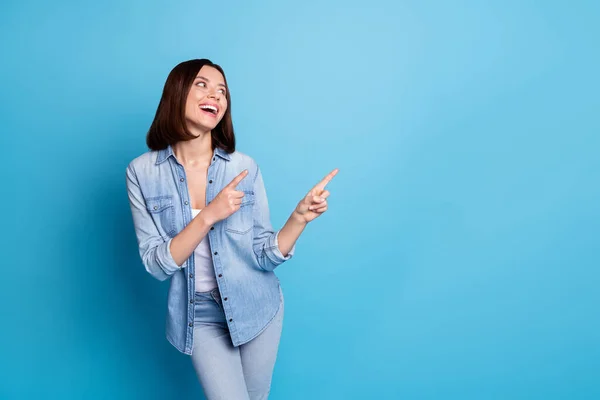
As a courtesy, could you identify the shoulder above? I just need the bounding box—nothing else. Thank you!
[125,150,162,189]
[126,150,159,174]
[228,149,259,173]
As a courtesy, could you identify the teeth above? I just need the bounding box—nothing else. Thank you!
[200,104,217,113]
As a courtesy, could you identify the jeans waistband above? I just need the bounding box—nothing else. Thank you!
[195,286,220,300]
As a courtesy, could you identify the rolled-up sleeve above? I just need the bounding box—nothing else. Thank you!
[252,163,295,272]
[125,164,183,281]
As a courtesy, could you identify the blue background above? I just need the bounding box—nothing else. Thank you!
[2,0,598,398]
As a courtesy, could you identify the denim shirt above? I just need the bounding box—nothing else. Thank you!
[125,144,295,355]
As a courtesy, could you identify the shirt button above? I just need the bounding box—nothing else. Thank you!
[213,157,215,161]
[223,297,228,301]
[214,251,218,255]
[189,273,193,278]
[190,299,194,304]
[180,178,185,182]
[153,206,158,210]
[189,322,193,327]
[229,319,233,322]
[210,227,214,230]
[218,274,222,278]
[184,201,189,205]
[209,180,213,183]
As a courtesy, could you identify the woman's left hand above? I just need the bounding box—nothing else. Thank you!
[293,168,339,224]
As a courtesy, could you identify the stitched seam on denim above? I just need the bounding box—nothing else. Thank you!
[225,195,254,233]
[253,163,259,185]
[236,291,282,346]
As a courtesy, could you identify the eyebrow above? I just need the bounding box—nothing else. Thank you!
[195,75,227,88]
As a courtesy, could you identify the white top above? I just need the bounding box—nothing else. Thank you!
[191,208,218,292]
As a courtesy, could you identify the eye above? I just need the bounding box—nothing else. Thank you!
[218,88,226,95]
[196,81,206,87]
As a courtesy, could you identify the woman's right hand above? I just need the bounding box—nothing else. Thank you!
[200,169,249,226]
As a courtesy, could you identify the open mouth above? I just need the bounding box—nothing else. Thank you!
[199,104,218,117]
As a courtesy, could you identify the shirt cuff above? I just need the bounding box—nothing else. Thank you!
[266,230,295,265]
[160,237,185,274]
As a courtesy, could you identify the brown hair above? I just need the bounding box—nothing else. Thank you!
[146,59,235,152]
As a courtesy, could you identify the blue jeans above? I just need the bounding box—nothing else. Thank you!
[190,285,284,400]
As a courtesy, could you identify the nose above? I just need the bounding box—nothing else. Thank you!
[208,89,220,100]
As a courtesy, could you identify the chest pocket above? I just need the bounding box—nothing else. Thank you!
[225,190,255,235]
[146,195,177,238]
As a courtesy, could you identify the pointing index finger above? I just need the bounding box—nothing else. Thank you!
[227,169,249,189]
[313,168,339,191]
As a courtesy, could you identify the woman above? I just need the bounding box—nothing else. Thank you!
[125,58,338,399]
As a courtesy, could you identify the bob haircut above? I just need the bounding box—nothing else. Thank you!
[146,59,235,153]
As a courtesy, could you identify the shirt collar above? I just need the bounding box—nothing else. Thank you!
[156,144,231,165]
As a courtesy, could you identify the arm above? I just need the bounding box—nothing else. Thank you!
[168,211,213,266]
[125,164,212,280]
[278,167,339,258]
[250,164,338,271]
[252,164,300,272]
[278,212,307,258]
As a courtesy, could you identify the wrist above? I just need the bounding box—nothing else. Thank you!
[291,210,307,226]
[198,209,216,227]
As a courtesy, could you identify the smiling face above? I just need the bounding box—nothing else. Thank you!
[184,65,228,133]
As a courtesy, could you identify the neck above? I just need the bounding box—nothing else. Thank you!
[173,131,213,168]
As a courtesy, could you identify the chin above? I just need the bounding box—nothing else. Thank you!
[193,120,218,132]
[204,121,220,131]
